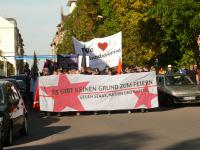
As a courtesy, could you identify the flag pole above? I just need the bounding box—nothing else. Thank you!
[81,45,87,68]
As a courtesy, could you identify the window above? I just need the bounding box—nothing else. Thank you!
[157,77,164,86]
[165,75,193,86]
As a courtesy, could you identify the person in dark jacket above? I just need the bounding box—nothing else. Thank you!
[166,65,174,75]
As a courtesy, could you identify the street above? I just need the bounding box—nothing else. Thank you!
[1,1,200,150]
[4,104,200,150]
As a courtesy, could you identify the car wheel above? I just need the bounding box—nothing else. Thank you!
[6,125,13,146]
[20,117,28,136]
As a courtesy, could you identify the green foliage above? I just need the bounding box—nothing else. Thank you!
[175,49,196,69]
[57,0,98,54]
[150,0,200,67]
[57,0,200,68]
[109,0,154,66]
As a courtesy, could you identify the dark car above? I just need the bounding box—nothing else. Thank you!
[0,76,6,79]
[9,74,29,93]
[0,80,28,146]
[2,78,19,89]
[2,78,27,102]
[16,80,26,98]
[156,73,200,105]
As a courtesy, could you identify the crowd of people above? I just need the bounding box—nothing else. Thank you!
[28,63,200,117]
[40,65,151,76]
[158,64,200,84]
[30,63,200,102]
[30,65,153,117]
[29,63,200,98]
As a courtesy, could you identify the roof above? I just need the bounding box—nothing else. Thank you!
[0,16,15,28]
[5,18,17,26]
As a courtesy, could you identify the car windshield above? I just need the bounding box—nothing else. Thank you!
[165,74,194,86]
[17,80,25,89]
[10,75,26,82]
[0,87,4,104]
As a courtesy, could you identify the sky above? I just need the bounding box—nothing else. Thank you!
[0,0,70,70]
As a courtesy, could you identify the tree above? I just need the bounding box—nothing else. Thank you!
[96,0,154,66]
[58,0,154,66]
[30,51,39,79]
[57,0,98,54]
[57,0,200,68]
[150,0,200,67]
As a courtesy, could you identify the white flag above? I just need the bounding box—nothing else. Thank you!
[72,32,122,70]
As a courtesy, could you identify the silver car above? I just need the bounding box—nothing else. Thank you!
[156,74,200,105]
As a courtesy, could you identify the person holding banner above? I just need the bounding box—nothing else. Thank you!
[42,68,53,117]
[30,73,38,104]
[101,66,110,75]
[124,66,131,74]
[92,68,100,75]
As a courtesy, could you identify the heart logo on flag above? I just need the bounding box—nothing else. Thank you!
[98,42,108,51]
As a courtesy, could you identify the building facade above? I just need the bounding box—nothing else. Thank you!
[51,6,68,55]
[51,0,77,56]
[50,20,66,55]
[0,16,24,75]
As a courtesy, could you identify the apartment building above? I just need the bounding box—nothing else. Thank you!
[0,16,24,75]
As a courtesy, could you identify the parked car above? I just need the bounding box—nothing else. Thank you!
[2,78,19,90]
[0,128,2,150]
[0,76,6,79]
[156,73,200,105]
[2,78,27,102]
[0,80,28,146]
[16,80,26,99]
[3,78,26,99]
[9,74,29,93]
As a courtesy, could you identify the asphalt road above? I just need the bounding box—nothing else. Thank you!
[4,104,200,150]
